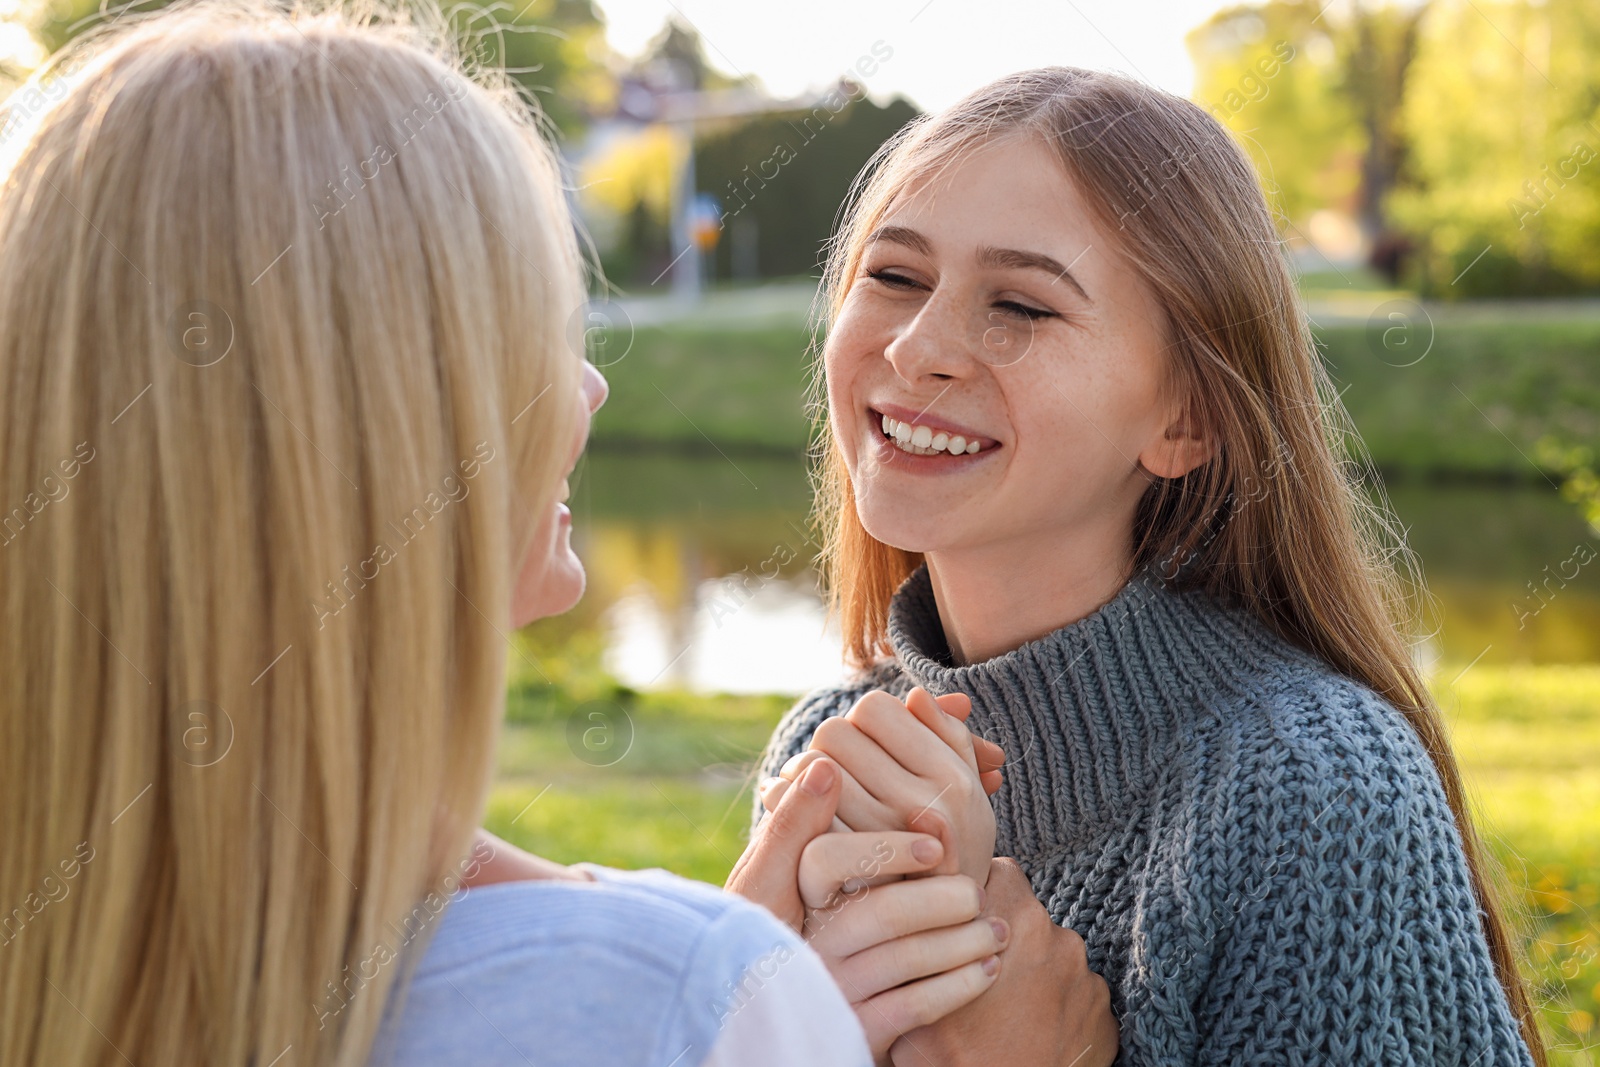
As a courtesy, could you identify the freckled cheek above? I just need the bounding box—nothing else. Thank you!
[823,328,872,437]
[822,330,851,386]
[1049,354,1151,441]
[825,378,862,472]
[1107,368,1170,451]
[1013,386,1122,481]
[830,292,904,362]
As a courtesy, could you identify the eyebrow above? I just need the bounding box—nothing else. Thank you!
[865,224,1092,302]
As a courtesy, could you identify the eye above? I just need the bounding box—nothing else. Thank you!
[991,299,1057,322]
[865,268,923,291]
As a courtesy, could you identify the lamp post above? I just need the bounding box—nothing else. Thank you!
[654,87,814,303]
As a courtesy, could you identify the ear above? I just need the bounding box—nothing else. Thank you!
[1138,404,1214,480]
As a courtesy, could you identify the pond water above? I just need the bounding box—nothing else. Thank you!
[564,451,1600,695]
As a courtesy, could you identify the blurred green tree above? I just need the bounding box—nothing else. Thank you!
[29,0,615,138]
[1188,2,1361,236]
[693,92,919,282]
[578,18,916,288]
[1192,0,1600,297]
[446,0,615,138]
[1188,0,1429,282]
[1390,0,1600,296]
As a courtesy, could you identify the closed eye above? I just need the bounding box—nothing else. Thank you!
[865,268,923,291]
[868,268,1059,323]
[992,299,1057,321]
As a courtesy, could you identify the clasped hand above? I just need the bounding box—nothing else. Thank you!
[759,686,1003,888]
[730,687,1005,1063]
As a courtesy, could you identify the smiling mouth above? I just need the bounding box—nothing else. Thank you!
[874,410,996,458]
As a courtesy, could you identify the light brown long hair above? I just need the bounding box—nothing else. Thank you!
[812,66,1545,1063]
[0,2,583,1064]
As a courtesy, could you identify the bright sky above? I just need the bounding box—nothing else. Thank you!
[597,0,1237,108]
[0,0,41,68]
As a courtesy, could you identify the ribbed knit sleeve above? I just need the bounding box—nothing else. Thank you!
[1182,677,1533,1067]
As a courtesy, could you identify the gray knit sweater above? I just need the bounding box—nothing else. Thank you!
[756,565,1533,1066]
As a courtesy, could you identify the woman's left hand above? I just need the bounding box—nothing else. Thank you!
[800,810,1007,1064]
[729,756,949,932]
[764,688,1000,888]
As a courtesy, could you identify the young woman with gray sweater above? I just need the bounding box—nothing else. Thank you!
[758,68,1545,1066]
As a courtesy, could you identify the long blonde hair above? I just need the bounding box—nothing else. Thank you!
[813,67,1545,1063]
[0,3,583,1064]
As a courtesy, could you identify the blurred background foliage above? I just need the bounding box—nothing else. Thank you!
[1192,0,1600,297]
[18,0,1600,297]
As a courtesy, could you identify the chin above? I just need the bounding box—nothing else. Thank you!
[511,523,588,626]
[549,569,587,616]
[855,496,947,556]
[531,555,587,619]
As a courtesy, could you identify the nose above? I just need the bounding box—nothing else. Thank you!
[581,359,609,415]
[882,290,973,384]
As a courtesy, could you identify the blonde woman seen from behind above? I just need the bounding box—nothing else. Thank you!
[0,4,1036,1064]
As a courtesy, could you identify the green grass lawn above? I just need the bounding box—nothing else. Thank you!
[590,312,1600,478]
[590,323,820,455]
[488,665,783,884]
[487,661,1600,1063]
[1443,666,1600,1064]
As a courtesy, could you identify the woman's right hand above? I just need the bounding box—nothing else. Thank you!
[888,858,1118,1067]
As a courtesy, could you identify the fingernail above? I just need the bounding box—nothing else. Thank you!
[911,838,942,864]
[801,759,835,796]
[989,918,1009,944]
[981,955,1000,977]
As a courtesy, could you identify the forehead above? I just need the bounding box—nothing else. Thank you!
[874,132,1105,254]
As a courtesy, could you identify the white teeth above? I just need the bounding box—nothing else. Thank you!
[877,412,986,457]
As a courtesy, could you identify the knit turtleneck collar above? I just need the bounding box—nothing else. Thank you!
[885,564,1300,851]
